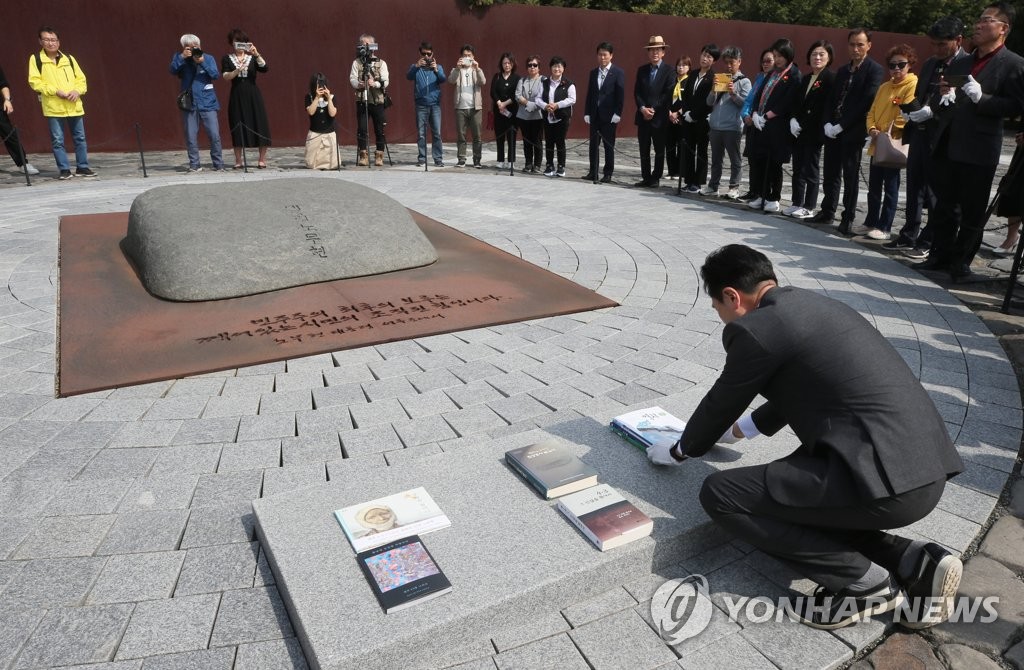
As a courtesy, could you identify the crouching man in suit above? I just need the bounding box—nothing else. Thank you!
[649,244,965,630]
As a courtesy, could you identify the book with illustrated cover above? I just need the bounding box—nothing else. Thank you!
[505,440,599,499]
[557,484,654,551]
[357,535,452,613]
[610,406,686,451]
[335,487,451,553]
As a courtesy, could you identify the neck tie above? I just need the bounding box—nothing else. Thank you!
[599,69,606,88]
[650,65,657,82]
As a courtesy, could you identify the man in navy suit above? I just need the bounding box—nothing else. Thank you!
[582,42,625,183]
[809,29,883,233]
[649,244,965,631]
[917,2,1024,279]
[634,35,674,187]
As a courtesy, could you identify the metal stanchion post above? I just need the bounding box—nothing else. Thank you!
[135,123,148,178]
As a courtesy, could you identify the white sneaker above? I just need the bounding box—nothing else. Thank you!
[783,205,802,216]
[747,197,764,209]
[791,207,812,219]
[866,228,891,240]
[724,189,741,200]
[763,200,781,213]
[698,186,718,196]
[24,163,40,176]
[851,224,871,235]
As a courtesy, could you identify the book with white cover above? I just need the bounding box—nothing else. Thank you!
[610,406,686,450]
[335,487,451,553]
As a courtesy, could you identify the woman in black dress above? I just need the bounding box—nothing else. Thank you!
[222,28,271,168]
[491,52,520,170]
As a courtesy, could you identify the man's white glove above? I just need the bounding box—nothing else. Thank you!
[939,88,956,106]
[962,75,982,104]
[611,113,620,124]
[907,105,933,122]
[583,115,590,125]
[824,123,843,139]
[789,118,801,137]
[751,112,766,130]
[684,110,695,123]
[647,441,686,466]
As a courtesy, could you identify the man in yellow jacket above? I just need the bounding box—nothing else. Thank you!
[28,27,95,180]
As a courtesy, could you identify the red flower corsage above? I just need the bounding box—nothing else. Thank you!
[891,96,903,105]
[812,80,822,90]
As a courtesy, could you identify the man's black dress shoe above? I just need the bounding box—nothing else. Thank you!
[634,180,651,188]
[950,264,973,280]
[836,222,854,236]
[581,173,596,180]
[600,174,613,183]
[809,211,834,224]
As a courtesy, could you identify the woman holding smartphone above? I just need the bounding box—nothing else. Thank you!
[304,73,338,170]
[222,28,271,168]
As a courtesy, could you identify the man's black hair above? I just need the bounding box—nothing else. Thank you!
[927,17,964,39]
[461,44,475,56]
[420,41,433,52]
[549,55,567,68]
[702,44,721,61]
[700,245,778,300]
[848,28,872,42]
[38,26,58,39]
[597,41,614,54]
[987,2,1016,28]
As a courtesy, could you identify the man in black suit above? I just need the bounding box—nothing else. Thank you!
[809,30,883,233]
[888,17,968,256]
[633,35,674,187]
[917,2,1024,280]
[582,41,625,183]
[649,244,965,630]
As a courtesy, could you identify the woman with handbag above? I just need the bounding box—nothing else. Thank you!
[860,45,918,240]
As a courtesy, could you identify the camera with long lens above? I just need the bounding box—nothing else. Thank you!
[356,42,379,63]
[190,46,204,58]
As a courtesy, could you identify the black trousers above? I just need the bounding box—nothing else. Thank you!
[791,139,823,210]
[519,118,543,168]
[895,135,935,247]
[928,147,997,268]
[749,158,784,202]
[588,118,617,177]
[700,464,945,593]
[355,102,386,151]
[638,121,667,181]
[682,120,710,186]
[666,122,684,177]
[0,110,29,167]
[820,137,865,224]
[495,112,517,163]
[544,120,567,169]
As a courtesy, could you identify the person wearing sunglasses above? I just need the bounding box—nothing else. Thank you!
[514,56,545,173]
[856,45,918,241]
[917,1,1024,280]
[407,41,446,168]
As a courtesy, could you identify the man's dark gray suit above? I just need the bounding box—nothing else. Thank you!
[634,61,674,183]
[684,286,964,592]
[584,63,625,178]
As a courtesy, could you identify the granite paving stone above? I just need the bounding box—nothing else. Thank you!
[408,349,464,371]
[399,389,460,418]
[180,503,256,548]
[44,422,122,450]
[568,609,677,670]
[383,443,445,464]
[142,397,209,421]
[191,470,264,507]
[237,414,296,442]
[348,398,408,429]
[339,424,404,457]
[392,414,458,447]
[273,371,326,392]
[233,638,309,670]
[360,377,418,401]
[253,547,276,587]
[493,633,589,670]
[407,368,465,393]
[83,399,156,423]
[118,475,200,511]
[174,541,260,596]
[165,377,228,397]
[261,463,326,497]
[448,360,505,384]
[217,439,281,472]
[14,603,135,668]
[2,556,107,607]
[485,371,545,397]
[491,610,571,653]
[443,405,509,436]
[295,405,353,434]
[487,394,555,424]
[23,397,102,422]
[367,356,422,379]
[150,444,223,476]
[86,551,187,604]
[115,594,221,659]
[280,435,343,465]
[209,586,294,647]
[677,628,775,669]
[445,380,506,408]
[0,606,48,670]
[258,390,313,415]
[562,586,639,627]
[41,478,135,516]
[0,559,27,591]
[96,510,190,555]
[171,417,240,445]
[139,647,237,670]
[936,482,998,525]
[12,514,116,559]
[76,448,159,480]
[0,480,61,517]
[324,453,387,479]
[201,395,262,419]
[321,367,375,388]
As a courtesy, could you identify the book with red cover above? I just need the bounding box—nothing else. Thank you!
[556,484,653,551]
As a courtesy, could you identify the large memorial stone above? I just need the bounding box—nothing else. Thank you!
[122,179,438,301]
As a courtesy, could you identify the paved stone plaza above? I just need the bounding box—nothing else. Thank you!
[1,144,1023,669]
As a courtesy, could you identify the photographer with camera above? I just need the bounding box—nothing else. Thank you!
[448,45,486,168]
[349,34,390,167]
[406,41,446,168]
[305,72,338,170]
[170,34,224,172]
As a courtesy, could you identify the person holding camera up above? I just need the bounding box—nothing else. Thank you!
[305,73,338,170]
[349,34,390,167]
[170,34,224,173]
[407,41,446,168]
[222,29,271,169]
[449,45,486,168]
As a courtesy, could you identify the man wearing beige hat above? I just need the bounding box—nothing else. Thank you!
[634,35,675,187]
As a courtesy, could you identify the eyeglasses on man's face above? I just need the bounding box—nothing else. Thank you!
[977,15,1007,24]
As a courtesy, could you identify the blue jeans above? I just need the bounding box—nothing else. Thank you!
[47,116,89,172]
[416,103,443,164]
[181,108,224,169]
[864,161,901,233]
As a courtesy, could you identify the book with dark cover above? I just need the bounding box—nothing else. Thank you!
[610,406,686,451]
[505,439,599,499]
[557,484,654,551]
[357,535,452,613]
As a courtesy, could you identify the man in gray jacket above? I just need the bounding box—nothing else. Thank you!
[703,46,750,198]
[449,44,486,168]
